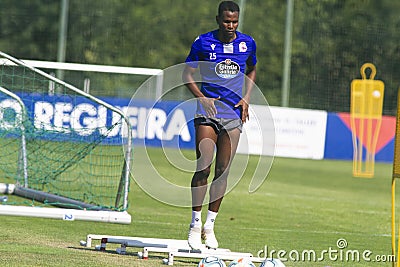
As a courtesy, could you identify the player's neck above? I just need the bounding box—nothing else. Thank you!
[217,30,237,44]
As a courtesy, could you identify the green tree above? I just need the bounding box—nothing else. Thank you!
[0,0,59,60]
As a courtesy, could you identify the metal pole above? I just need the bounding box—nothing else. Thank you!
[57,0,69,81]
[281,0,294,107]
[0,87,28,187]
[238,0,246,32]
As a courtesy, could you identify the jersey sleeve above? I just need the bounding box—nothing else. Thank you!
[246,38,257,67]
[185,36,202,68]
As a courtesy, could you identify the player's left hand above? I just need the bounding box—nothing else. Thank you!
[235,99,249,123]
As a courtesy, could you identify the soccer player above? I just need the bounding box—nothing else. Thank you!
[183,1,257,249]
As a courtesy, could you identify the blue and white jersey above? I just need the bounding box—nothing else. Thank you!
[185,30,257,119]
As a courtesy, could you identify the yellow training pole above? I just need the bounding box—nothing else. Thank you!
[393,177,398,267]
[391,89,400,267]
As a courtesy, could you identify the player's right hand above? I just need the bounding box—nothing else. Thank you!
[199,96,220,117]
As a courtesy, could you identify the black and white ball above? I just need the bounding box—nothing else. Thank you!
[260,258,286,267]
[198,256,227,267]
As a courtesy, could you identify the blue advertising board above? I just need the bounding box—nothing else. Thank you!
[0,93,196,149]
[0,92,396,162]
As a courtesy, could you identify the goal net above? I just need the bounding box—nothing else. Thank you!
[0,51,132,223]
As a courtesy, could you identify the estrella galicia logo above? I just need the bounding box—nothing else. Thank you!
[215,59,240,79]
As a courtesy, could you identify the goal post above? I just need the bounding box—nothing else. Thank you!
[0,86,28,186]
[0,51,133,223]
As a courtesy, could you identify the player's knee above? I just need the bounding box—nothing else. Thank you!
[214,166,229,180]
[196,166,211,180]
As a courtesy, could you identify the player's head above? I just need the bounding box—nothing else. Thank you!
[216,1,240,40]
[217,1,240,17]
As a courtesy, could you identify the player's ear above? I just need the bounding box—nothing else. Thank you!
[216,15,219,24]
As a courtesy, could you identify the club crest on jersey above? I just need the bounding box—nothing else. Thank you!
[215,59,240,79]
[239,42,247,52]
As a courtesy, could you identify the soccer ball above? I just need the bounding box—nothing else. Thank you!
[198,256,227,267]
[260,258,286,267]
[228,257,256,267]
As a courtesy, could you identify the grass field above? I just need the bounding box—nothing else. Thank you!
[0,147,396,267]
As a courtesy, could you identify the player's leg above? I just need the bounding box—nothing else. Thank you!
[191,124,218,210]
[209,127,241,211]
[203,127,241,248]
[188,124,218,249]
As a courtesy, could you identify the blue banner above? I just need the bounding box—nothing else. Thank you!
[0,92,395,162]
[0,93,196,149]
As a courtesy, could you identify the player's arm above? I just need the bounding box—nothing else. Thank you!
[244,64,256,103]
[235,64,256,122]
[183,65,219,117]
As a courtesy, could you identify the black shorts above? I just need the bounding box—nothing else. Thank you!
[194,115,243,134]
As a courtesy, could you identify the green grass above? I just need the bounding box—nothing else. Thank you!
[0,148,396,267]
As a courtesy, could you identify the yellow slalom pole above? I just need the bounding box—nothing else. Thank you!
[392,178,396,266]
[398,221,400,267]
[393,177,397,267]
[391,89,400,267]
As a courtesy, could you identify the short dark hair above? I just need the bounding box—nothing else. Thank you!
[218,1,240,17]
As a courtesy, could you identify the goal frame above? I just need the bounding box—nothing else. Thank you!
[0,51,133,223]
[0,86,28,186]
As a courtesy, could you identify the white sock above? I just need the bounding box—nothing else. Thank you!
[203,210,218,230]
[190,210,202,228]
